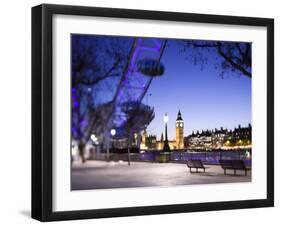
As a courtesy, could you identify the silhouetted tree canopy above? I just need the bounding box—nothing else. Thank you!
[71,35,133,162]
[180,40,252,78]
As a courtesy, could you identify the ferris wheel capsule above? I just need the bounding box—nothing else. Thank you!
[137,58,165,76]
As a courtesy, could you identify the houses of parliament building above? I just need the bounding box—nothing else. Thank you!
[140,110,252,151]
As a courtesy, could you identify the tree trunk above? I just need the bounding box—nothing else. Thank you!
[78,141,86,163]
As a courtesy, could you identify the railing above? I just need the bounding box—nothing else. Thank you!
[170,150,251,166]
[89,150,251,166]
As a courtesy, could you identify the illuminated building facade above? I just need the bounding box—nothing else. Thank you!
[140,108,251,151]
[186,124,252,150]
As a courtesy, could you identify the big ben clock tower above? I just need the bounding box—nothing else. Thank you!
[176,110,184,149]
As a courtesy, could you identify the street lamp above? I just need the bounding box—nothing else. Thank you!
[110,129,116,136]
[163,113,170,152]
[164,113,168,123]
[110,129,116,154]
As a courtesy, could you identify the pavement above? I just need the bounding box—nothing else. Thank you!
[71,160,251,190]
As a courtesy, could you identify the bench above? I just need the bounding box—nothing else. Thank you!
[186,159,206,173]
[219,160,251,176]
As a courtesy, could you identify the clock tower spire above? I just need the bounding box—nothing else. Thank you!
[176,110,184,149]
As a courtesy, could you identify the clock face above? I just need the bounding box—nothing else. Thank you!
[177,122,183,127]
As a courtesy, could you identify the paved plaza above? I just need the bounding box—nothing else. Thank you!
[71,160,251,190]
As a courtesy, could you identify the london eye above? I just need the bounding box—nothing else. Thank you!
[83,37,167,150]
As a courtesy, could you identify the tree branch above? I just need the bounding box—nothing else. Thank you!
[190,41,251,78]
[235,43,243,58]
[193,43,219,48]
[74,59,121,86]
[217,43,251,78]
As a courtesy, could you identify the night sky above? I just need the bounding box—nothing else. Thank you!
[142,40,251,139]
[72,35,251,140]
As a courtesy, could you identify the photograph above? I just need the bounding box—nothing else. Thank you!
[70,34,252,190]
[31,3,274,221]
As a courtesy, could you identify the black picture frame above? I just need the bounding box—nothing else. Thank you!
[32,4,274,222]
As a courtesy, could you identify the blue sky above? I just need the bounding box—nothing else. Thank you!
[143,40,251,139]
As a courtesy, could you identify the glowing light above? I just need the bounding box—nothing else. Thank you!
[73,101,79,108]
[157,143,162,150]
[140,144,147,150]
[110,129,116,136]
[164,113,169,123]
[134,133,138,139]
[90,134,98,143]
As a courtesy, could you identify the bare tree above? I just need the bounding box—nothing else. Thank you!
[180,40,252,78]
[71,35,133,162]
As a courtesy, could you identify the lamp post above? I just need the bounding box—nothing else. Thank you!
[90,134,98,160]
[110,129,116,155]
[110,128,116,136]
[163,113,170,152]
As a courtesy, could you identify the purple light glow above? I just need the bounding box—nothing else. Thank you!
[73,101,79,108]
[112,37,166,128]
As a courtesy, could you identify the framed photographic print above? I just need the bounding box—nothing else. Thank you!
[32,4,274,221]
